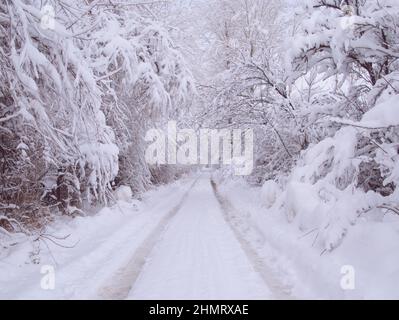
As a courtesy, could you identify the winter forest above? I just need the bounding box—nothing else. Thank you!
[1,0,399,300]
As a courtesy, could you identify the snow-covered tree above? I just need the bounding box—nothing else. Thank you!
[0,0,194,233]
[87,5,194,193]
[278,0,399,251]
[191,0,304,183]
[288,0,399,195]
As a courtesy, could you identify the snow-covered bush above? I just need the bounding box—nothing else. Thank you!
[260,180,280,208]
[113,186,133,203]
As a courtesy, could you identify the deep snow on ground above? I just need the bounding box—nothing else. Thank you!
[217,178,399,300]
[0,177,194,299]
[1,174,398,299]
[128,177,271,300]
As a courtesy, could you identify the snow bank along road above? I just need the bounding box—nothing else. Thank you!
[1,175,291,299]
[103,175,291,300]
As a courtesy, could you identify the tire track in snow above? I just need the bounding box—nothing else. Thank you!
[211,179,294,300]
[98,179,198,300]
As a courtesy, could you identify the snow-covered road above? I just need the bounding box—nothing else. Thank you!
[1,175,289,300]
[126,176,275,300]
[2,174,398,299]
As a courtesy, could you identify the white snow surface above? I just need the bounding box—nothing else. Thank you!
[219,178,399,300]
[128,177,271,300]
[0,177,193,299]
[1,174,399,300]
[113,185,134,203]
[360,95,399,128]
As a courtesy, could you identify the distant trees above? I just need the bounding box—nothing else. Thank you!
[193,0,301,183]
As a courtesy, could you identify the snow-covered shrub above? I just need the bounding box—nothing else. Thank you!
[285,182,324,228]
[113,186,133,203]
[260,180,280,208]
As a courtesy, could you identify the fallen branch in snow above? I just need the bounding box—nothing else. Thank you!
[34,232,80,265]
[298,228,318,240]
[38,233,79,249]
[377,205,399,216]
[360,204,399,217]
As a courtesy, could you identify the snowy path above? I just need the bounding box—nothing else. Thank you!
[98,179,198,299]
[0,178,195,299]
[1,175,293,300]
[122,176,280,300]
